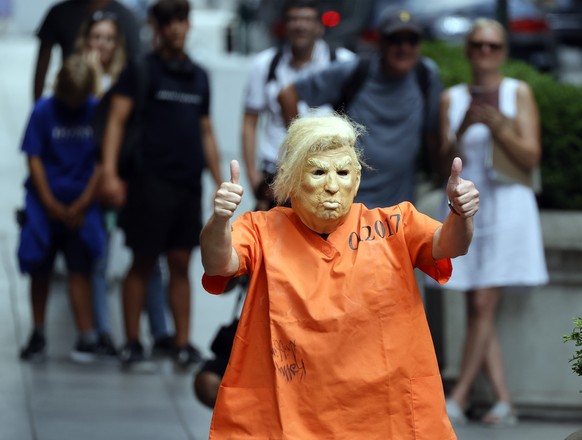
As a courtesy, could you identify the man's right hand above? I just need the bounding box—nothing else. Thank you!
[214,160,244,219]
[45,199,68,222]
[100,171,126,208]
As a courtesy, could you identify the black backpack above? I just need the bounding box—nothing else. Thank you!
[92,55,150,180]
[333,57,435,183]
[266,44,337,84]
[332,56,430,117]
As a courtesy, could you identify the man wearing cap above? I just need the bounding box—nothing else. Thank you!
[279,8,442,208]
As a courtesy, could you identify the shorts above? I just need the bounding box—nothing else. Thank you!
[30,222,93,276]
[120,173,202,256]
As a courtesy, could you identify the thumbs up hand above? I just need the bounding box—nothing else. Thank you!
[214,160,244,219]
[446,157,479,218]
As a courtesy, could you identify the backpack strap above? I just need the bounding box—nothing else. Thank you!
[132,54,150,122]
[329,44,337,62]
[333,57,371,113]
[266,47,284,83]
[115,55,150,179]
[333,57,431,117]
[414,58,429,103]
[413,58,439,184]
[267,43,337,84]
[414,58,430,125]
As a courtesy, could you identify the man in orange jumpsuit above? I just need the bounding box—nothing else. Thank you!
[200,114,479,439]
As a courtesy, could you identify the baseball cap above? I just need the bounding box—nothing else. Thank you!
[378,9,422,36]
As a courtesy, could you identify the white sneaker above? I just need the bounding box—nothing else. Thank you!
[482,401,518,427]
[446,399,468,425]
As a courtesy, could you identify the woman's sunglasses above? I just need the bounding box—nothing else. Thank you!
[469,40,504,51]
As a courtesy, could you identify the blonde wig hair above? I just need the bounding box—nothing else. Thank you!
[272,113,365,205]
[465,18,507,48]
[54,54,96,104]
[74,12,126,95]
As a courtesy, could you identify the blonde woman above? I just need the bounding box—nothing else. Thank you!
[76,10,175,360]
[436,19,548,426]
[74,10,126,97]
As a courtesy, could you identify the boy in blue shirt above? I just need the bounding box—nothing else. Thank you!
[19,55,106,363]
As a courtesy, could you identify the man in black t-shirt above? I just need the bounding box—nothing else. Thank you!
[33,0,140,101]
[100,0,222,370]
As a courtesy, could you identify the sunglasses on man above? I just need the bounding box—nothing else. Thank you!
[383,33,421,46]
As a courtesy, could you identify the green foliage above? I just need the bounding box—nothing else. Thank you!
[422,41,582,210]
[563,317,582,381]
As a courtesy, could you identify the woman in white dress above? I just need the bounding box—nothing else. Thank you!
[437,18,548,426]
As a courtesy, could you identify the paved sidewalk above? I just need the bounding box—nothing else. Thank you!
[1,36,581,440]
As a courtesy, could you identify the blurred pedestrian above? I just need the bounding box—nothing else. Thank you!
[74,11,174,359]
[242,0,354,211]
[18,55,105,363]
[432,18,549,426]
[0,0,12,34]
[34,0,140,101]
[199,113,479,438]
[74,10,127,98]
[100,0,222,370]
[279,8,442,208]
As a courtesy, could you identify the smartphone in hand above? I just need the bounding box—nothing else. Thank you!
[470,86,499,109]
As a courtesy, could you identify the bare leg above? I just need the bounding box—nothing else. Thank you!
[166,249,192,347]
[449,287,501,407]
[68,272,94,333]
[20,275,51,359]
[123,253,156,342]
[481,327,514,423]
[30,275,51,326]
[484,329,512,402]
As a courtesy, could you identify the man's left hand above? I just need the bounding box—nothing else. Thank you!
[446,157,479,218]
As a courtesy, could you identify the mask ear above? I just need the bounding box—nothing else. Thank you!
[353,171,361,198]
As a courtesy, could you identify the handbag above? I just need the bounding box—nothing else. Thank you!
[489,118,542,193]
[491,139,533,187]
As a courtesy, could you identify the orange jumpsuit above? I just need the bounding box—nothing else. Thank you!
[203,202,456,440]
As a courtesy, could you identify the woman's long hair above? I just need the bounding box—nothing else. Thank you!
[74,11,126,96]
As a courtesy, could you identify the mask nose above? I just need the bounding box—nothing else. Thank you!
[325,174,339,193]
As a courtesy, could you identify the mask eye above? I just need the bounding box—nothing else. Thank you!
[312,169,325,176]
[337,169,349,176]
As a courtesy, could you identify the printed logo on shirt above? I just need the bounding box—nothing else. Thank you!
[348,214,401,250]
[52,126,93,140]
[155,89,202,104]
